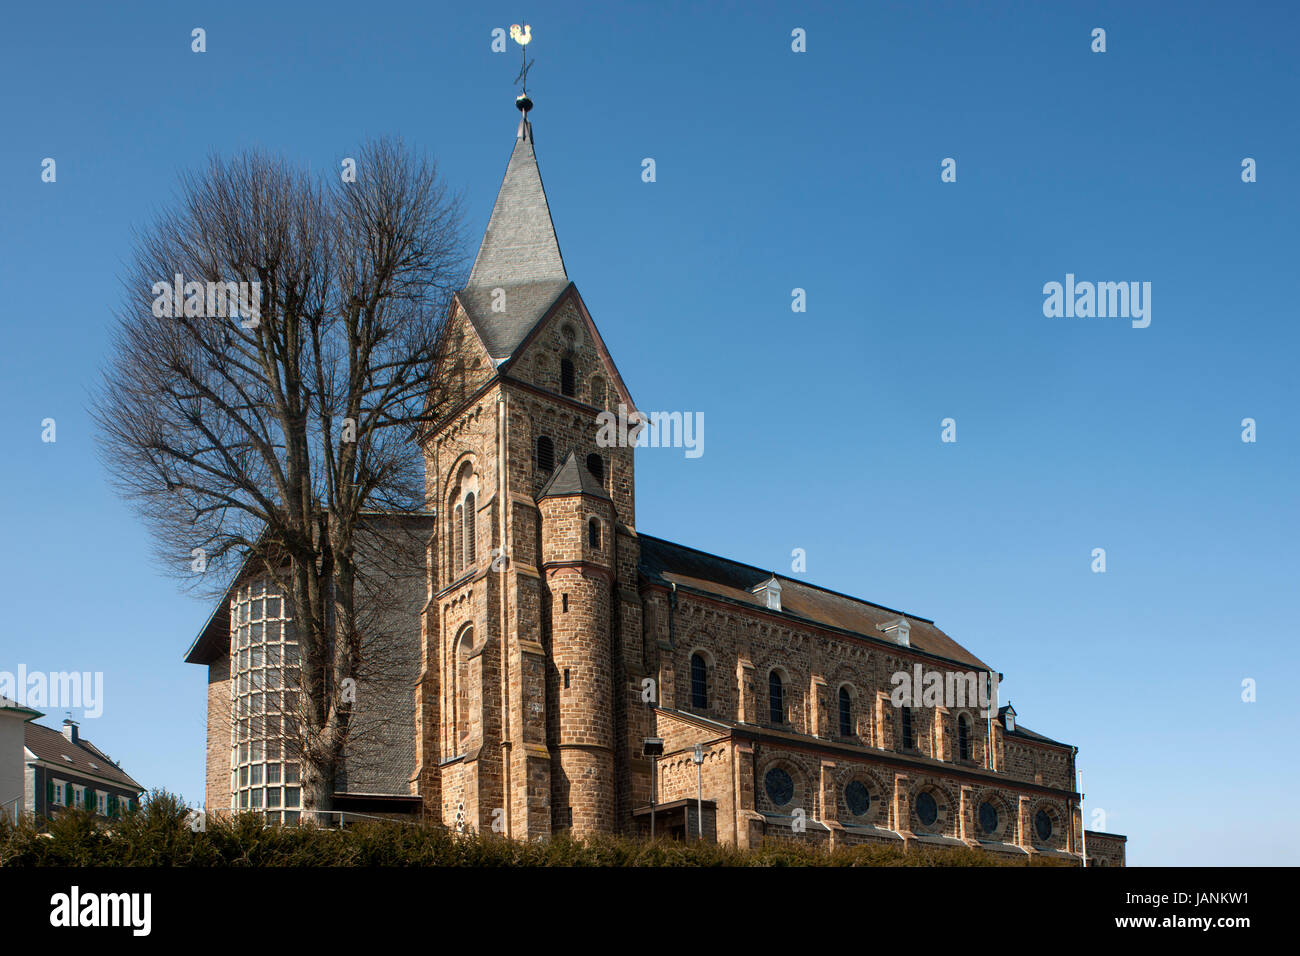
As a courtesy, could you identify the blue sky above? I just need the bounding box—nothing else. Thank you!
[1,1,1296,865]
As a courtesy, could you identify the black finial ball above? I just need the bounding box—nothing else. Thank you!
[516,93,533,114]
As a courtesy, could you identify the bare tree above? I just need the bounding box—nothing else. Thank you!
[94,138,468,815]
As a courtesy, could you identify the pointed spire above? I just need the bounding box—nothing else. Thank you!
[466,111,566,289]
[458,105,570,360]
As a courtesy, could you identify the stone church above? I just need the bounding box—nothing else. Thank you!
[186,101,1125,865]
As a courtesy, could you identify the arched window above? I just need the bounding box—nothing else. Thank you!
[452,503,464,574]
[586,453,604,484]
[536,435,554,474]
[560,358,575,397]
[900,707,915,751]
[690,653,708,709]
[838,687,853,737]
[587,517,601,550]
[455,627,473,752]
[957,714,971,761]
[768,671,785,724]
[463,492,476,568]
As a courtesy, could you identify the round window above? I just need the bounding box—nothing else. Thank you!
[978,801,999,835]
[764,768,794,807]
[1035,809,1053,842]
[915,791,938,827]
[845,780,870,817]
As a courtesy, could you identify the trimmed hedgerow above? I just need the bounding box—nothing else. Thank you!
[0,790,1072,867]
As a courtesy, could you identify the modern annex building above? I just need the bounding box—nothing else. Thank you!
[187,101,1126,865]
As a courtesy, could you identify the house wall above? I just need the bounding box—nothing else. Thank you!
[26,763,140,819]
[0,715,26,820]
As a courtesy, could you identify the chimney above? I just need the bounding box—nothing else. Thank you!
[62,719,79,745]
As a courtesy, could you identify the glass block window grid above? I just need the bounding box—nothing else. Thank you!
[228,579,303,824]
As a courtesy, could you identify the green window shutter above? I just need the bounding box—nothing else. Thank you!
[107,794,116,817]
[85,787,95,811]
[65,782,73,806]
[46,777,53,803]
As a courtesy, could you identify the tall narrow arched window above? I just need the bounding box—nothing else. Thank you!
[839,687,853,737]
[586,453,604,484]
[900,707,915,751]
[587,517,601,550]
[536,435,554,475]
[463,492,476,568]
[560,358,575,397]
[690,653,708,709]
[452,503,464,574]
[768,671,785,724]
[957,714,971,761]
[455,627,473,753]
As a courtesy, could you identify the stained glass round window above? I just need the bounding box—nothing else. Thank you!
[915,791,938,827]
[1035,809,1053,842]
[845,780,870,817]
[978,801,999,835]
[764,768,794,807]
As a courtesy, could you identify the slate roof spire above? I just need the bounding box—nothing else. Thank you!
[537,452,610,502]
[457,98,571,360]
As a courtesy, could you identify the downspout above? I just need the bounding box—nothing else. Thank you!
[985,671,992,771]
[498,391,512,836]
[658,581,676,809]
[1075,750,1086,866]
[667,581,677,647]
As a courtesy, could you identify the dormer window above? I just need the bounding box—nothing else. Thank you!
[752,575,781,612]
[1000,703,1017,733]
[882,617,910,647]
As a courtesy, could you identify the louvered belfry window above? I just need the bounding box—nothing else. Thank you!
[453,504,464,574]
[560,358,575,397]
[537,436,555,474]
[463,492,476,568]
[839,687,852,737]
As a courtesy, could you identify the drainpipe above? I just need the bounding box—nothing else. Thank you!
[668,581,677,645]
[1076,754,1086,867]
